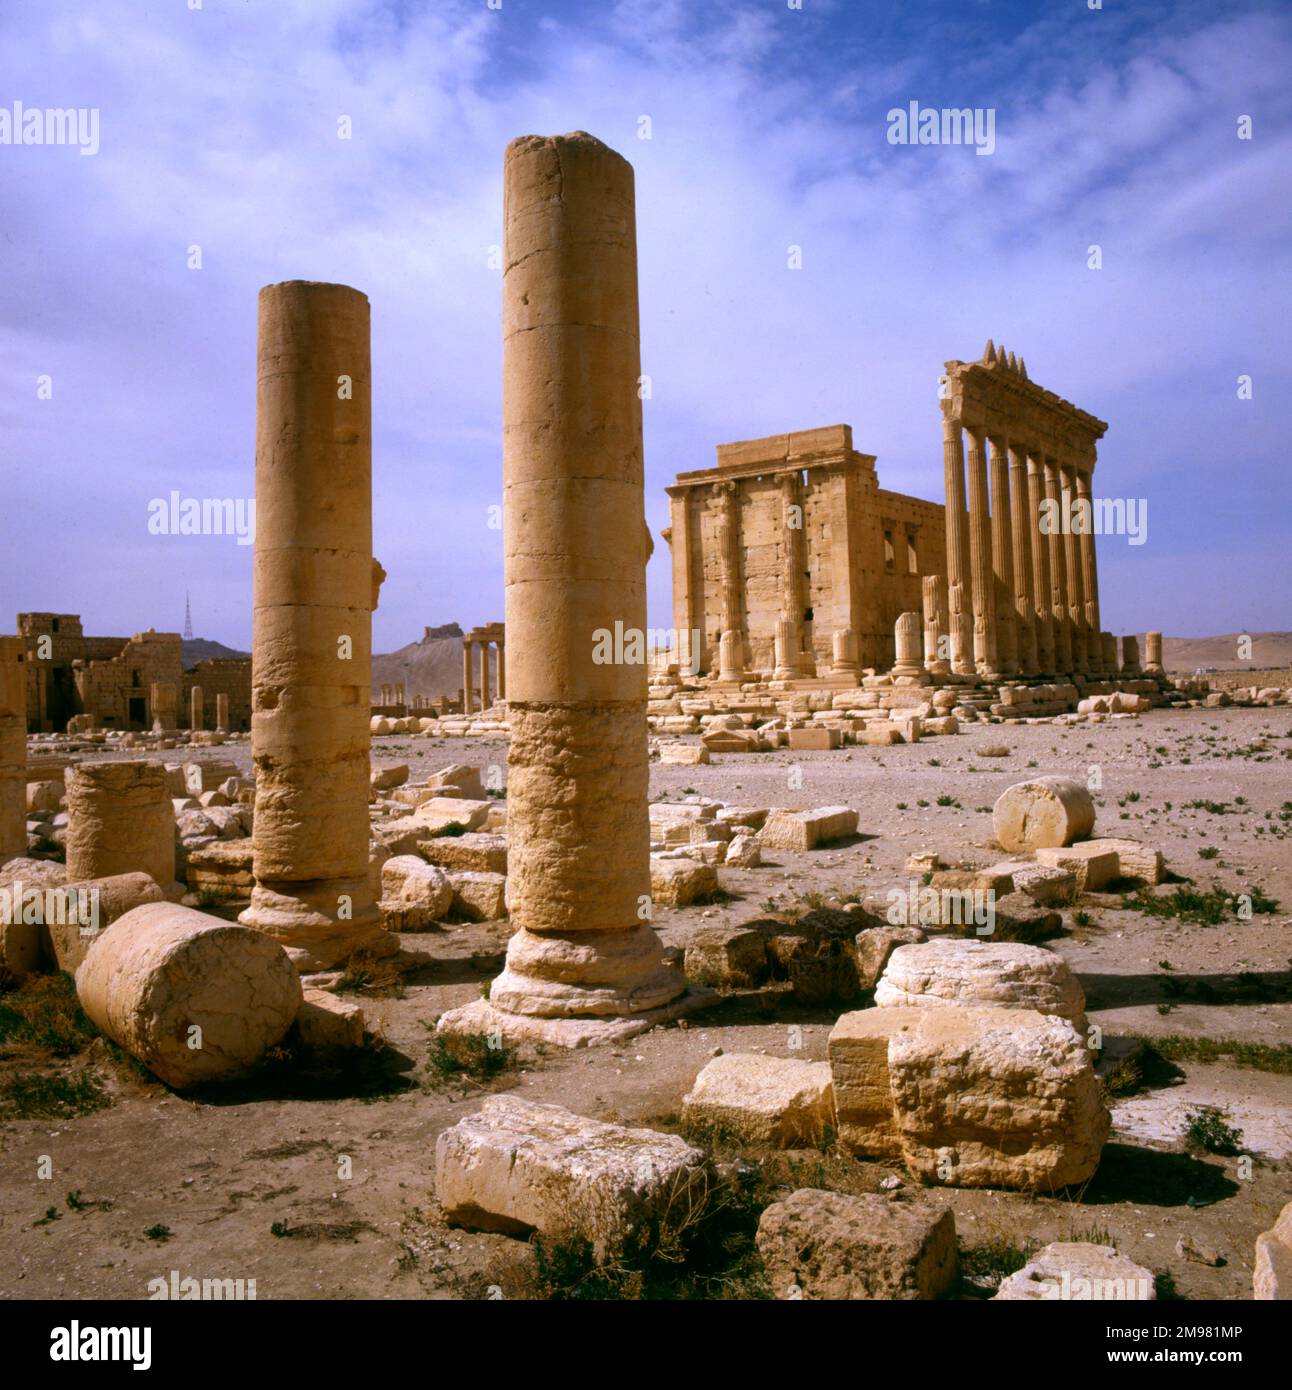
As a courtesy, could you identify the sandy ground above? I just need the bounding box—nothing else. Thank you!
[3,706,1290,1300]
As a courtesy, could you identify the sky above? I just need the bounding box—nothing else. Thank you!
[2,0,1289,652]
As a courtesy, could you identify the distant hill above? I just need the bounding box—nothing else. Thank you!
[183,637,250,669]
[373,623,495,702]
[1162,631,1292,673]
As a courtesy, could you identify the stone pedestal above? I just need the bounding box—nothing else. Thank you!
[438,132,698,1047]
[0,637,25,862]
[238,279,396,971]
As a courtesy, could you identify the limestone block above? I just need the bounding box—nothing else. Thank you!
[65,760,176,889]
[1,856,66,890]
[724,833,761,868]
[855,925,925,990]
[414,797,492,833]
[448,870,508,921]
[435,1096,709,1258]
[428,764,484,798]
[757,1189,957,1301]
[675,840,727,866]
[370,763,410,791]
[682,1053,833,1147]
[381,855,453,917]
[184,839,255,905]
[1254,1199,1292,1300]
[650,857,718,907]
[75,902,301,1089]
[182,760,240,796]
[1082,837,1164,885]
[297,988,366,1051]
[993,776,1095,852]
[27,781,64,814]
[197,789,230,808]
[701,729,765,753]
[419,832,509,874]
[788,727,841,751]
[930,866,1015,897]
[983,891,1063,943]
[923,715,959,735]
[888,1006,1108,1191]
[828,1007,924,1158]
[995,1243,1155,1301]
[1036,843,1119,893]
[1010,863,1078,906]
[658,742,711,765]
[759,806,857,852]
[688,820,731,844]
[860,724,902,746]
[874,940,1086,1028]
[683,925,769,988]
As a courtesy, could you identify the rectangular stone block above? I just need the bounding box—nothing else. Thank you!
[650,857,718,907]
[1035,844,1120,893]
[414,797,492,833]
[1082,838,1164,885]
[788,727,842,751]
[448,870,508,921]
[860,725,902,746]
[760,806,858,852]
[682,1053,834,1147]
[658,742,710,765]
[828,1008,923,1158]
[683,925,769,988]
[419,832,509,874]
[298,989,366,1050]
[435,1096,709,1259]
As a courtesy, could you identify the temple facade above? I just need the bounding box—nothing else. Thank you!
[663,425,945,678]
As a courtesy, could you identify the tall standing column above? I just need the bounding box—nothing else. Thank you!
[1026,454,1054,672]
[478,641,491,710]
[189,685,204,732]
[941,415,974,675]
[715,480,745,681]
[965,426,997,676]
[778,470,807,676]
[440,132,689,1047]
[462,641,474,714]
[1062,464,1088,674]
[1043,458,1073,672]
[1008,444,1038,674]
[215,692,229,732]
[239,280,395,971]
[988,435,1018,675]
[496,641,506,699]
[0,637,25,863]
[1075,468,1102,672]
[922,574,950,677]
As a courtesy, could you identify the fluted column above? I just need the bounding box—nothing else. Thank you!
[715,480,745,681]
[1043,458,1073,672]
[965,426,997,676]
[941,415,974,675]
[1075,468,1102,672]
[1026,453,1055,673]
[1062,464,1088,673]
[1008,444,1038,674]
[988,435,1018,675]
[496,642,506,698]
[462,641,474,714]
[777,470,806,677]
[922,574,950,677]
[479,640,491,710]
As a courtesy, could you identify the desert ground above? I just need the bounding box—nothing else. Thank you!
[2,704,1289,1300]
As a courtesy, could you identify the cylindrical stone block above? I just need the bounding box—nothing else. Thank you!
[76,902,302,1088]
[1101,632,1117,671]
[1121,635,1141,675]
[1144,631,1163,674]
[0,637,25,862]
[831,627,858,674]
[239,280,392,969]
[65,760,175,887]
[215,692,229,732]
[495,131,682,1021]
[993,776,1096,853]
[892,611,925,678]
[774,619,798,678]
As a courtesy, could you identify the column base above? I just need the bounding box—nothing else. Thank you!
[239,878,397,972]
[435,988,716,1050]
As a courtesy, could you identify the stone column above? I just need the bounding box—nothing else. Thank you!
[1075,468,1102,671]
[831,628,859,676]
[1026,454,1054,672]
[239,279,395,971]
[1144,631,1164,675]
[941,415,974,675]
[988,435,1018,675]
[215,692,229,733]
[478,641,491,710]
[891,612,926,681]
[921,574,950,677]
[150,681,177,732]
[189,685,203,732]
[462,641,474,715]
[1042,458,1072,672]
[0,637,25,862]
[773,619,798,681]
[439,131,689,1048]
[965,426,997,676]
[779,470,807,675]
[1008,444,1038,675]
[496,642,506,699]
[1101,632,1117,672]
[1062,464,1088,673]
[715,480,745,681]
[66,761,174,888]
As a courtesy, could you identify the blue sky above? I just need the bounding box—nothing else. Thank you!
[2,0,1288,650]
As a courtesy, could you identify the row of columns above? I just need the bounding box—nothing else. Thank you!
[942,416,1103,678]
[461,633,505,715]
[375,682,405,706]
[186,687,229,732]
